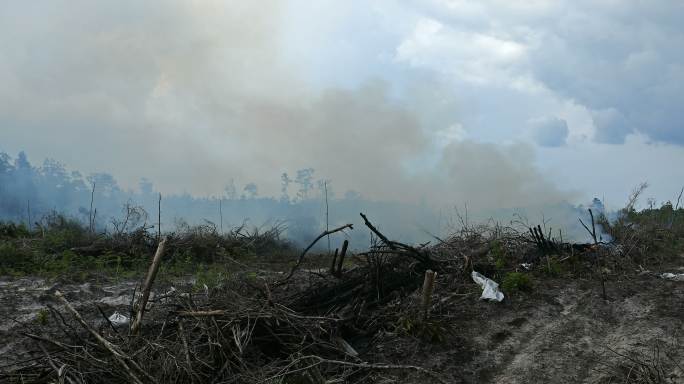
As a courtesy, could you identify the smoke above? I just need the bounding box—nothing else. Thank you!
[0,0,584,239]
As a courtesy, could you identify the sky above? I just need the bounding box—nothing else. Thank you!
[1,0,684,211]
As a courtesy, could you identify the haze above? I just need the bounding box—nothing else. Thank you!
[2,1,684,217]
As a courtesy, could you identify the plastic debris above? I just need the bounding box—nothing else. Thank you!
[660,272,684,281]
[108,312,130,327]
[521,263,533,270]
[471,271,504,302]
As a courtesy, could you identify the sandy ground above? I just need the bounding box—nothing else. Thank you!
[1,264,682,383]
[374,266,684,383]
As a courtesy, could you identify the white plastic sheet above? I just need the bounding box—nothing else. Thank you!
[660,272,684,281]
[471,271,504,302]
[108,312,130,327]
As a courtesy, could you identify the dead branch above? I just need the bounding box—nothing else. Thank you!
[360,213,432,265]
[280,223,353,282]
[360,213,395,250]
[130,237,167,335]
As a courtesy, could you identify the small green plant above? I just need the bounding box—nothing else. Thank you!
[495,257,506,270]
[35,308,49,325]
[502,272,532,293]
[545,256,563,276]
[492,240,506,270]
[194,265,228,291]
[396,313,452,343]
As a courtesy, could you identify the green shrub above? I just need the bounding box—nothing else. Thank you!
[40,214,89,252]
[0,241,35,273]
[502,272,532,293]
[0,222,30,238]
[544,257,563,276]
[40,250,76,275]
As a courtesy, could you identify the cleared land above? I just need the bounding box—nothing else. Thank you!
[1,208,683,383]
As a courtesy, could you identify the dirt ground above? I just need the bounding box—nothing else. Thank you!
[384,268,684,383]
[1,261,682,383]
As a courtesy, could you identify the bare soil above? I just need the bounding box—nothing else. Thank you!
[384,266,684,383]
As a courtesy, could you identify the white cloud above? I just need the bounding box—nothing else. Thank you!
[393,1,684,146]
[396,17,527,84]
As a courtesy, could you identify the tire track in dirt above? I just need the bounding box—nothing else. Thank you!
[491,288,600,383]
[482,277,682,384]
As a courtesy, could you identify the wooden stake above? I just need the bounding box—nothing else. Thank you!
[421,270,437,320]
[336,239,349,277]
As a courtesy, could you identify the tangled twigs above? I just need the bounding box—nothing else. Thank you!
[360,212,432,265]
[261,355,450,384]
[280,223,353,282]
[54,290,157,384]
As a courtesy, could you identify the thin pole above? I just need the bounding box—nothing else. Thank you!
[89,181,96,233]
[219,197,223,234]
[157,193,162,242]
[26,199,31,232]
[324,181,330,255]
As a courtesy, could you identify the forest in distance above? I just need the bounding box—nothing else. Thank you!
[0,149,635,247]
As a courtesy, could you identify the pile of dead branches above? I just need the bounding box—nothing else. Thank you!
[2,214,450,384]
[11,287,440,384]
